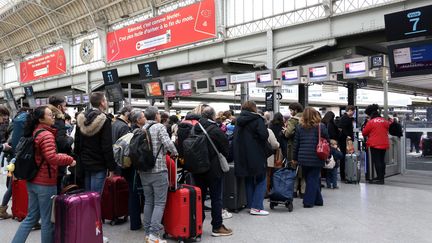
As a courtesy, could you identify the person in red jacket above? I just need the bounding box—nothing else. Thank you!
[362,104,390,185]
[12,106,75,243]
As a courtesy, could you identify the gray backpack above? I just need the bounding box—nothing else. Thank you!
[113,132,134,168]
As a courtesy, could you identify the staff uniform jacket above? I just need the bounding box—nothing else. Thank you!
[75,109,116,172]
[362,116,390,150]
[233,110,269,177]
[31,124,74,186]
[294,123,329,168]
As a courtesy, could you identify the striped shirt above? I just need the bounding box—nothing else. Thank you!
[143,121,178,173]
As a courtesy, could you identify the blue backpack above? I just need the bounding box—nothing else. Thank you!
[11,112,29,152]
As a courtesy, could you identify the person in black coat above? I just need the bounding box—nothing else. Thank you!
[192,106,233,236]
[112,106,132,143]
[233,101,270,216]
[322,111,339,140]
[75,92,116,194]
[294,107,329,208]
[269,112,288,159]
[48,95,74,194]
[337,105,355,181]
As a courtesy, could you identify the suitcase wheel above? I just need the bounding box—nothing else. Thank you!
[269,202,276,210]
[194,236,202,242]
[286,201,293,212]
[177,239,185,243]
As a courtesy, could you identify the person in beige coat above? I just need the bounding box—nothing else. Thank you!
[266,128,280,195]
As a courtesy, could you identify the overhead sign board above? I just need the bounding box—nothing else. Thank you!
[102,69,119,85]
[106,0,216,63]
[138,61,160,79]
[20,49,66,83]
[142,80,164,98]
[163,82,177,98]
[307,63,331,83]
[385,5,432,41]
[178,80,193,96]
[195,79,210,93]
[265,92,274,111]
[105,83,124,102]
[343,57,375,79]
[230,72,256,84]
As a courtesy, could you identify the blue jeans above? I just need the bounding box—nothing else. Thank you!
[194,175,223,230]
[245,173,266,210]
[326,168,338,188]
[302,166,323,207]
[140,171,168,237]
[84,170,107,194]
[1,176,12,206]
[12,182,57,243]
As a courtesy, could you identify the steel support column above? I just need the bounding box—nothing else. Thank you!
[298,84,308,108]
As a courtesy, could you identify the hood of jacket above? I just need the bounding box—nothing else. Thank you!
[236,110,263,127]
[77,109,107,136]
[47,104,64,120]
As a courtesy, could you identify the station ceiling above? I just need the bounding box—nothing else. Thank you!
[0,0,174,62]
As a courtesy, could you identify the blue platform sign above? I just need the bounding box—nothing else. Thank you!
[385,5,432,41]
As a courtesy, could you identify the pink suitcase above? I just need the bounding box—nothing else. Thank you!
[54,191,103,243]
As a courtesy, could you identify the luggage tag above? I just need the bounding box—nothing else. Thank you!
[50,195,57,223]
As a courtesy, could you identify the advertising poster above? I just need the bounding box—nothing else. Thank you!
[107,0,216,63]
[20,49,66,83]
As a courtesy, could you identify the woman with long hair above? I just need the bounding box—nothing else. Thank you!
[12,106,75,243]
[321,111,339,140]
[233,101,270,216]
[293,107,329,208]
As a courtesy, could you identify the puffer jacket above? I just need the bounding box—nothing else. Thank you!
[31,124,74,186]
[294,123,329,168]
[75,109,116,172]
[233,110,269,177]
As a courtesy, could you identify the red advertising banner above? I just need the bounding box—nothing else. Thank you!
[107,0,216,63]
[20,49,67,83]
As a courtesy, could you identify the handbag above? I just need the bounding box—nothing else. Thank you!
[324,155,336,169]
[198,123,230,173]
[274,148,283,168]
[316,124,330,161]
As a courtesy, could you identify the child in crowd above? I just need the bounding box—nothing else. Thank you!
[327,139,344,189]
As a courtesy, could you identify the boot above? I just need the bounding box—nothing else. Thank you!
[0,205,12,219]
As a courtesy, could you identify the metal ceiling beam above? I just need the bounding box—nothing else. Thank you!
[0,0,124,57]
[31,0,65,43]
[24,0,73,19]
[15,10,43,52]
[0,0,78,43]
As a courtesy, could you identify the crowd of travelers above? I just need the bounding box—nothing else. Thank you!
[0,91,394,243]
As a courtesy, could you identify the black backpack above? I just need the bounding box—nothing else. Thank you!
[389,121,403,138]
[14,129,47,180]
[182,124,210,174]
[129,124,162,171]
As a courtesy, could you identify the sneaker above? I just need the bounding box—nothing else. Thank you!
[103,236,109,243]
[222,209,232,220]
[212,224,233,237]
[250,208,269,216]
[147,234,167,243]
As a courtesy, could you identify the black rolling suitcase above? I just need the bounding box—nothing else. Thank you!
[422,138,432,156]
[223,164,247,213]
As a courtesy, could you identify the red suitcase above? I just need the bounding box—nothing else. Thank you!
[101,176,129,225]
[54,191,103,243]
[166,155,176,190]
[163,158,203,242]
[12,179,28,221]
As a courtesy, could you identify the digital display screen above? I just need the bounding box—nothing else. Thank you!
[165,84,176,91]
[102,69,119,85]
[138,61,160,79]
[215,78,227,87]
[196,80,208,89]
[74,95,81,104]
[105,83,124,102]
[40,98,47,105]
[385,5,432,41]
[257,73,272,83]
[389,40,432,77]
[282,70,298,81]
[143,81,163,97]
[345,61,366,74]
[83,94,89,104]
[309,66,328,79]
[35,99,41,106]
[180,82,191,90]
[66,95,73,105]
